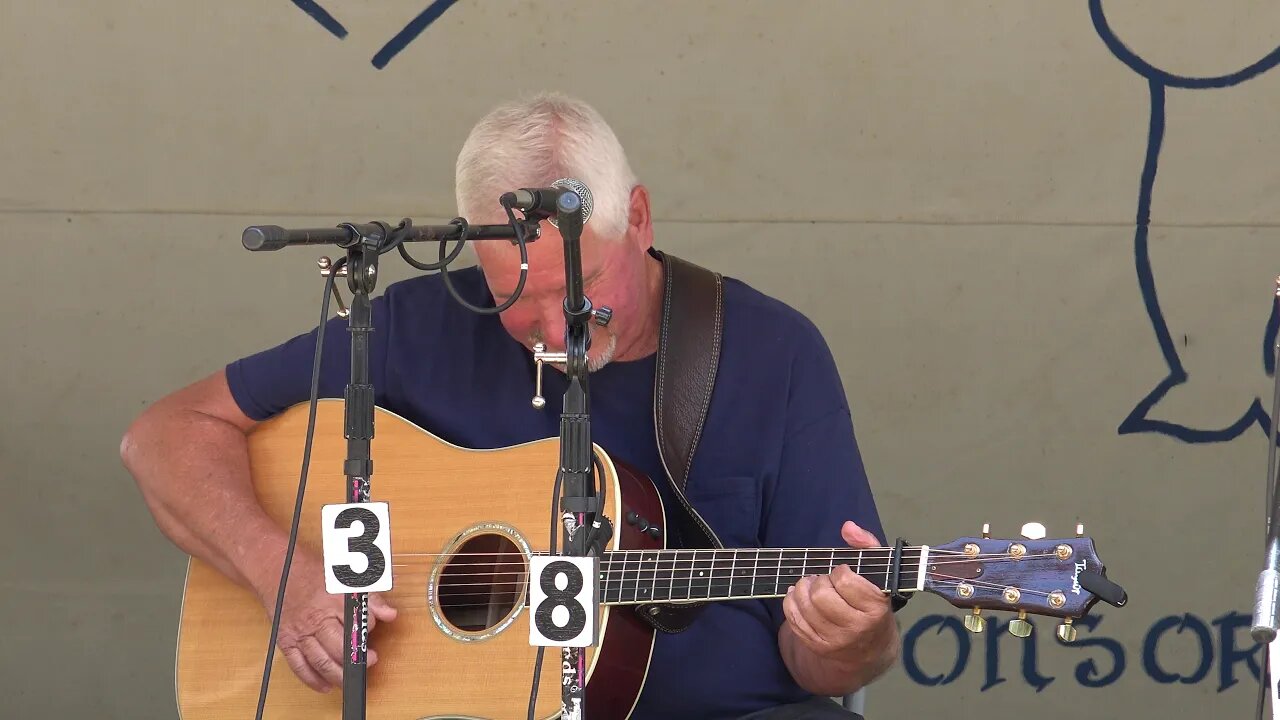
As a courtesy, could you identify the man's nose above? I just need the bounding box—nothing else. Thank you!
[537,303,567,345]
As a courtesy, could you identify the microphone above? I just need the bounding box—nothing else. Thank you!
[501,178,593,229]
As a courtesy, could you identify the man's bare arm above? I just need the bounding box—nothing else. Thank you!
[120,369,282,596]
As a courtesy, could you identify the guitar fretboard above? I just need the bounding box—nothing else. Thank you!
[596,548,927,605]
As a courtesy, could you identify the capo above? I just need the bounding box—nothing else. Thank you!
[888,537,911,612]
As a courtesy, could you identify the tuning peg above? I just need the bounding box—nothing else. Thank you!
[981,523,991,539]
[963,608,985,633]
[1020,522,1046,540]
[531,342,567,409]
[1056,618,1077,642]
[1008,610,1032,638]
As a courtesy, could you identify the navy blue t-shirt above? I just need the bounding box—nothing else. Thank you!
[226,261,885,720]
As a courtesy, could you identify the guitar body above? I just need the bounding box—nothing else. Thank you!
[175,401,665,720]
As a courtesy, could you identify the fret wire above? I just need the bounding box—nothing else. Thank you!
[686,550,694,599]
[641,551,652,603]
[653,549,666,603]
[731,549,739,597]
[751,547,760,598]
[665,548,674,602]
[602,557,612,604]
[670,550,679,601]
[706,550,715,599]
[772,550,780,595]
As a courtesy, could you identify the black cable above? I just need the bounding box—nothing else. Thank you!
[389,215,530,314]
[390,218,468,270]
[439,207,531,314]
[527,465,565,720]
[254,255,346,720]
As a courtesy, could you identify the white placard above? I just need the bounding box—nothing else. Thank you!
[529,556,600,647]
[321,502,393,595]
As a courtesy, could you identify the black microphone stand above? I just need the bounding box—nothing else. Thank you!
[241,217,539,720]
[550,189,605,718]
[339,225,379,720]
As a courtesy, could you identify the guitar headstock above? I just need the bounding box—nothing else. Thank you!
[923,522,1127,641]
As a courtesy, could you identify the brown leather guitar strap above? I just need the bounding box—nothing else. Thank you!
[635,249,726,633]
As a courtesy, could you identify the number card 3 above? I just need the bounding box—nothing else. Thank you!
[321,502,393,595]
[529,556,600,648]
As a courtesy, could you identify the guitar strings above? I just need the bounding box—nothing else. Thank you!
[363,572,1063,611]
[382,546,1001,558]
[382,560,1062,594]
[371,555,1060,595]
[380,549,1046,568]
[385,552,1060,577]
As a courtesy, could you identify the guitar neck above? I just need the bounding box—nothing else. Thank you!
[598,547,929,605]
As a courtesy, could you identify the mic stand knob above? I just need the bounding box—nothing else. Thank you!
[531,342,568,409]
[592,306,613,327]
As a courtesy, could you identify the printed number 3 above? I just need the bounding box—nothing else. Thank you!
[332,507,385,587]
[321,502,393,594]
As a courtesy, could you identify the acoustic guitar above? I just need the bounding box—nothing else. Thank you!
[174,401,1125,719]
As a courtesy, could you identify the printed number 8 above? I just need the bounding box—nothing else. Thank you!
[534,561,587,641]
[331,507,385,588]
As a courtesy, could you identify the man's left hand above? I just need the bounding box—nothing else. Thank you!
[781,520,898,675]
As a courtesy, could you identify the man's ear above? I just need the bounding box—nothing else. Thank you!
[626,184,653,251]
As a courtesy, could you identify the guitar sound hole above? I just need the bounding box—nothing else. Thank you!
[437,533,526,634]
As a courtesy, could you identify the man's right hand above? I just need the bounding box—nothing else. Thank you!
[253,550,398,693]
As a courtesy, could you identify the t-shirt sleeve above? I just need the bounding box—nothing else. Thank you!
[759,322,886,627]
[225,293,393,421]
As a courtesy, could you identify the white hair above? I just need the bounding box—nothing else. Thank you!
[455,92,638,239]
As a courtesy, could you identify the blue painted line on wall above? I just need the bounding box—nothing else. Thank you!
[1089,0,1280,443]
[290,0,348,39]
[372,0,461,69]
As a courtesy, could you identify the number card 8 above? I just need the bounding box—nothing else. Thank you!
[529,556,600,648]
[321,502,393,595]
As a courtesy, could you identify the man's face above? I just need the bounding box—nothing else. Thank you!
[475,222,628,372]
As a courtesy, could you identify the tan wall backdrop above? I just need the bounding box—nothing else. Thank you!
[4,1,1280,717]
